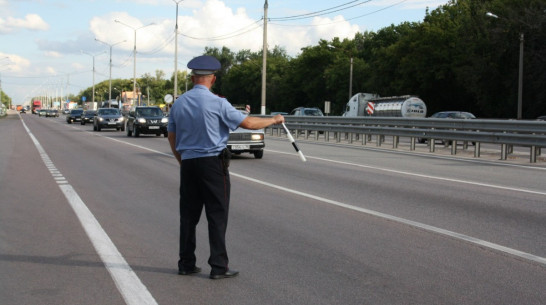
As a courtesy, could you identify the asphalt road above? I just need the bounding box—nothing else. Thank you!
[1,112,545,305]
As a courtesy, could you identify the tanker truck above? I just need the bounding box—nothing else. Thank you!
[342,93,427,118]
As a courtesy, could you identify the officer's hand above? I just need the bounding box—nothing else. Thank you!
[272,114,285,124]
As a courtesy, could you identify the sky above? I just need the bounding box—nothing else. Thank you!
[0,0,448,106]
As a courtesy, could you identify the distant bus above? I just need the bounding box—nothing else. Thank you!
[32,100,42,114]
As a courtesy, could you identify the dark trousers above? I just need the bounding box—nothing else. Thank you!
[178,156,230,274]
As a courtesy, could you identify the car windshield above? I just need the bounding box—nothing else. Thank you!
[71,110,83,114]
[99,109,119,115]
[303,109,323,116]
[136,108,163,116]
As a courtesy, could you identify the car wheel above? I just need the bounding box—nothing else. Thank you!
[163,132,168,138]
[417,138,426,144]
[253,150,264,159]
[68,120,72,124]
[81,121,85,125]
[134,128,140,137]
[93,124,97,131]
[156,133,161,137]
[97,125,101,131]
[121,125,125,132]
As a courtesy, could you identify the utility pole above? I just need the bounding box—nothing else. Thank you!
[96,38,126,107]
[261,0,268,115]
[173,0,183,99]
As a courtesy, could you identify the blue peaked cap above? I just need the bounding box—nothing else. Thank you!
[187,55,221,75]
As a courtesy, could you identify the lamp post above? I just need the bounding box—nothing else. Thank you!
[82,51,105,109]
[260,0,268,115]
[173,0,184,99]
[486,12,524,119]
[115,19,155,106]
[95,38,126,107]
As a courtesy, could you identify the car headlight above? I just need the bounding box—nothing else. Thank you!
[98,117,103,122]
[251,134,264,141]
[138,118,146,124]
[161,117,169,123]
[118,116,124,122]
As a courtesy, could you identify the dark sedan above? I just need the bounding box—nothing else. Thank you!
[93,108,125,131]
[126,106,168,137]
[66,109,84,123]
[80,110,97,125]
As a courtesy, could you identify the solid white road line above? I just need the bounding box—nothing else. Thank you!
[21,118,158,305]
[46,120,546,267]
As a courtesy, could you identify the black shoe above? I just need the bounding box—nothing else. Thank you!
[178,266,201,275]
[209,269,239,279]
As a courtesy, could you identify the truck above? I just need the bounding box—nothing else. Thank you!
[32,100,42,114]
[342,93,427,118]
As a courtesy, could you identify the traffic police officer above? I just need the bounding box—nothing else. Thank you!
[168,55,284,279]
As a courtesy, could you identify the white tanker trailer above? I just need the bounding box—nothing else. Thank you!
[342,93,427,118]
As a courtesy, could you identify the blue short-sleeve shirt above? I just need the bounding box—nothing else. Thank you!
[168,85,246,160]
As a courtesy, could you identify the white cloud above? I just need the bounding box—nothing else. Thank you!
[0,53,29,73]
[89,0,361,60]
[0,14,49,33]
[45,51,62,58]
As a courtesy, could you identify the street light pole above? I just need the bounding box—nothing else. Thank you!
[486,12,524,119]
[261,0,268,115]
[173,0,184,99]
[82,51,105,109]
[95,38,126,108]
[517,32,524,120]
[115,19,155,107]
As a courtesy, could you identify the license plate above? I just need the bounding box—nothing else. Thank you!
[108,122,116,125]
[149,126,160,129]
[231,144,249,150]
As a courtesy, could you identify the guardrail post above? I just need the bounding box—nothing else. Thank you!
[451,140,457,155]
[393,136,399,148]
[362,134,367,145]
[410,137,416,151]
[315,130,320,141]
[463,141,468,150]
[474,142,481,158]
[325,131,329,142]
[336,132,341,143]
[430,139,436,152]
[530,146,537,163]
[501,144,508,160]
[376,135,382,147]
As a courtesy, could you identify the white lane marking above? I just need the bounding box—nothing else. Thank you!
[267,149,546,196]
[230,172,546,266]
[87,135,546,266]
[21,119,158,305]
[44,120,546,266]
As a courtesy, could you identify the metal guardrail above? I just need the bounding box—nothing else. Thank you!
[258,116,546,163]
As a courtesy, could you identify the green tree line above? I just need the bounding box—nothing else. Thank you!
[27,0,544,118]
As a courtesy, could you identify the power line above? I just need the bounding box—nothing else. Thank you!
[269,0,371,21]
[179,19,263,41]
[269,0,409,27]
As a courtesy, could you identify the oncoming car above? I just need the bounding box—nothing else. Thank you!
[227,111,265,159]
[66,109,84,123]
[126,106,168,137]
[93,108,125,131]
